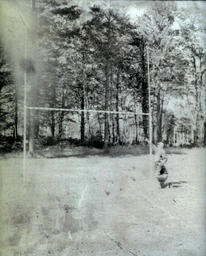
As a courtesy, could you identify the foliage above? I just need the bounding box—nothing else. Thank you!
[0,43,17,138]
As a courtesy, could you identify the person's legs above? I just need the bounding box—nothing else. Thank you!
[158,165,168,188]
[160,165,167,175]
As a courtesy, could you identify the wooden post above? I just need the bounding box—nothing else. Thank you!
[147,47,153,172]
[23,28,27,183]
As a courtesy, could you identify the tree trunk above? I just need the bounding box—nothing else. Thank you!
[49,85,56,140]
[103,13,112,152]
[58,112,64,139]
[97,113,102,138]
[134,114,138,144]
[116,71,120,144]
[14,84,18,138]
[58,89,65,138]
[157,95,164,142]
[28,83,37,156]
[29,110,35,156]
[112,115,115,144]
[140,41,149,138]
[80,46,86,144]
[80,84,85,143]
[51,112,55,138]
[192,56,200,146]
[104,62,110,151]
[204,121,206,146]
[156,89,161,142]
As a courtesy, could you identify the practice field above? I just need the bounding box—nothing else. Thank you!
[0,148,205,256]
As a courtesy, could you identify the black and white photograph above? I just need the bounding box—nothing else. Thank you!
[0,0,205,255]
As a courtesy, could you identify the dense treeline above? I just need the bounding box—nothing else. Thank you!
[0,1,205,153]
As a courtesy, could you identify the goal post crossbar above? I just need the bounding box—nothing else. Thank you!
[23,106,153,182]
[26,106,150,116]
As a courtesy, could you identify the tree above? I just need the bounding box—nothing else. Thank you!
[38,2,83,140]
[83,6,145,146]
[135,2,193,143]
[162,110,176,145]
[177,9,206,145]
[0,43,18,139]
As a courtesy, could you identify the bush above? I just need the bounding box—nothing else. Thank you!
[38,136,58,146]
[0,135,22,153]
[108,144,148,156]
[86,132,104,148]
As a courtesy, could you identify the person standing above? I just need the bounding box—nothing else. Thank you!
[146,139,168,188]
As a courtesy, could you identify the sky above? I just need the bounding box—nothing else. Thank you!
[124,1,206,19]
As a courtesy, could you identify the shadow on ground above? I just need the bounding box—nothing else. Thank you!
[161,181,188,189]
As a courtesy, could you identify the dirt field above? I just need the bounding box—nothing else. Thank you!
[0,148,205,256]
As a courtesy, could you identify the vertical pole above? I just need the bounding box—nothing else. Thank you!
[32,0,36,10]
[23,28,27,183]
[147,47,153,172]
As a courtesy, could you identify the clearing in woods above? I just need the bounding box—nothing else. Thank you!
[0,148,205,256]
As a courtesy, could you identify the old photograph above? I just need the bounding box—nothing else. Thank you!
[0,0,205,255]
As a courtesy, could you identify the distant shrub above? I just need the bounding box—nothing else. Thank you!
[86,132,104,148]
[38,136,58,146]
[0,135,22,153]
[108,144,148,156]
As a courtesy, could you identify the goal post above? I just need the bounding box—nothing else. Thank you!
[147,46,153,174]
[22,45,153,181]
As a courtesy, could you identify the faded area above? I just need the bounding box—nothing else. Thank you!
[0,148,205,256]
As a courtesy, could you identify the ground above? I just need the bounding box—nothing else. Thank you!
[0,148,205,256]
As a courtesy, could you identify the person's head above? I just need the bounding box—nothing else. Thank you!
[157,142,164,149]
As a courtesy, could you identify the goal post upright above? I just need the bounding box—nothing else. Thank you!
[147,46,153,172]
[15,0,29,183]
[23,26,28,183]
